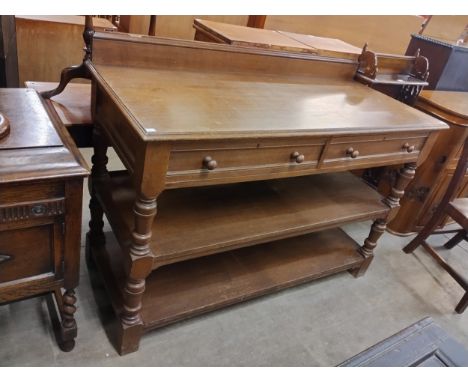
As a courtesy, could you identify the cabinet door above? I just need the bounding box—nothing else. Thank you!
[0,220,63,295]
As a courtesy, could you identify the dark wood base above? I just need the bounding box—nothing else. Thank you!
[87,227,367,355]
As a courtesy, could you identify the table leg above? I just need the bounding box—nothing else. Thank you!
[86,127,108,263]
[48,288,78,352]
[351,162,417,277]
[118,195,157,355]
[351,218,386,278]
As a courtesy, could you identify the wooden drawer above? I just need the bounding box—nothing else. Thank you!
[0,180,63,204]
[0,198,66,224]
[167,138,326,185]
[322,133,427,168]
[0,224,61,284]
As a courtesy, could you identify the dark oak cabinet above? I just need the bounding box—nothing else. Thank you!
[0,89,88,351]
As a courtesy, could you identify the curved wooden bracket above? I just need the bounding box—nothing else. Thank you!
[41,15,95,99]
[40,63,91,99]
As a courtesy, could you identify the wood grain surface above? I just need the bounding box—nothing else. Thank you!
[95,170,388,267]
[93,64,446,140]
[419,90,468,121]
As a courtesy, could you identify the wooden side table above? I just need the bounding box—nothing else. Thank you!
[0,89,88,351]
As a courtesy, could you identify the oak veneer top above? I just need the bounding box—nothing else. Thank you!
[194,18,318,54]
[0,89,62,149]
[420,90,468,121]
[195,19,363,59]
[278,31,363,59]
[0,89,89,183]
[16,15,116,31]
[95,64,447,140]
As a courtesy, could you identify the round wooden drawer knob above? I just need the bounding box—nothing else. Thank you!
[291,151,305,163]
[402,143,415,153]
[346,147,360,158]
[202,156,218,170]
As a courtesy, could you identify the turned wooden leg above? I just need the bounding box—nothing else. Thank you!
[352,162,416,277]
[118,196,157,355]
[54,289,78,352]
[444,230,467,250]
[350,219,387,278]
[456,292,468,314]
[383,162,417,216]
[86,127,108,263]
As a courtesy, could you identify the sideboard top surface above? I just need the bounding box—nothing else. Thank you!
[419,90,468,121]
[0,89,62,150]
[0,89,89,183]
[93,63,447,141]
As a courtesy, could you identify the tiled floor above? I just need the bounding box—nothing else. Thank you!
[1,148,468,366]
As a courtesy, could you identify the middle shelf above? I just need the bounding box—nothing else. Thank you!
[95,171,389,268]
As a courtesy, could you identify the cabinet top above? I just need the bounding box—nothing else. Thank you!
[0,89,88,183]
[0,89,62,150]
[92,63,448,141]
[419,90,468,122]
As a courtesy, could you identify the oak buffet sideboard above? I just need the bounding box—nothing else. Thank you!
[44,20,448,355]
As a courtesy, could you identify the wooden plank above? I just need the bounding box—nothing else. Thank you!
[278,30,361,59]
[154,16,249,40]
[264,16,424,55]
[95,171,388,266]
[91,227,364,331]
[15,15,116,30]
[194,19,317,54]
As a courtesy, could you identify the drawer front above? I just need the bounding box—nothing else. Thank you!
[167,138,326,186]
[0,198,65,224]
[0,181,63,205]
[0,225,59,284]
[322,134,427,168]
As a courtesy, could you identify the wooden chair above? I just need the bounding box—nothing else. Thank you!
[403,135,468,313]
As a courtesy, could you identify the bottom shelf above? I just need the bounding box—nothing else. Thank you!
[90,227,365,332]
